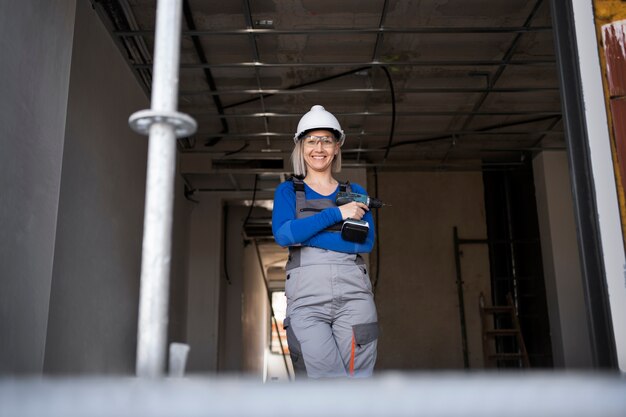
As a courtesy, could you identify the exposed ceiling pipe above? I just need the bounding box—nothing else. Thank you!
[181,0,229,146]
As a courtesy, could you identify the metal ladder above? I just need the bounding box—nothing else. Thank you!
[479,292,530,368]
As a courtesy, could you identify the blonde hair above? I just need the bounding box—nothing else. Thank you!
[290,139,342,176]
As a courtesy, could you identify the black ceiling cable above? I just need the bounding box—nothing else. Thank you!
[372,167,381,296]
[385,114,561,149]
[223,205,232,285]
[444,0,544,165]
[369,66,395,296]
[529,115,562,149]
[182,0,229,146]
[224,142,250,157]
[243,174,259,229]
[380,66,397,161]
[223,66,373,110]
[183,184,199,203]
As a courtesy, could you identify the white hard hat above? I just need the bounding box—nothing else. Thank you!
[294,105,345,146]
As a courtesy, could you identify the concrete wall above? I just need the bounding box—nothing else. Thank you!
[186,196,222,372]
[370,171,490,370]
[42,0,191,374]
[533,151,593,368]
[0,0,77,374]
[241,240,270,377]
[185,191,272,374]
[218,204,275,377]
[217,205,246,373]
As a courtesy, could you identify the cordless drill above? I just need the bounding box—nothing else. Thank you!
[336,192,386,209]
[335,192,387,243]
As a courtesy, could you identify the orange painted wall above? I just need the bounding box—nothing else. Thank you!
[593,0,626,245]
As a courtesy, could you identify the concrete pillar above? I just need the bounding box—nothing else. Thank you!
[185,196,223,372]
[533,151,593,368]
[0,0,77,374]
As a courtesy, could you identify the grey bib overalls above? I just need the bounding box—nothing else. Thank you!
[283,177,379,378]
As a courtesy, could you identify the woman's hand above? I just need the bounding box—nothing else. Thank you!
[338,202,369,220]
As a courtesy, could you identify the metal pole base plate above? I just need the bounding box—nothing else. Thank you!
[129,109,197,138]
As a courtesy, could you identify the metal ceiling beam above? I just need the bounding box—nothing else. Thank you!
[182,0,229,142]
[115,26,554,36]
[448,0,546,159]
[117,0,153,90]
[188,130,563,139]
[343,161,528,169]
[179,147,566,159]
[388,114,562,148]
[179,87,560,96]
[134,59,556,69]
[242,0,272,149]
[367,0,392,163]
[371,0,390,61]
[529,116,562,148]
[187,111,562,117]
[222,65,373,110]
[91,0,152,96]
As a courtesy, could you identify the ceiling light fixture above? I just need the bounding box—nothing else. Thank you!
[254,19,274,28]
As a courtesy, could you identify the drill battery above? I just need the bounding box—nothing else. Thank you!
[341,219,369,243]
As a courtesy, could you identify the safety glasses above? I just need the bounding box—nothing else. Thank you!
[302,135,337,148]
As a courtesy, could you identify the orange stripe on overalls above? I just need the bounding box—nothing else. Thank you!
[349,332,356,376]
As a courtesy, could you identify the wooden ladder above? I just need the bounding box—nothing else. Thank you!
[479,292,530,368]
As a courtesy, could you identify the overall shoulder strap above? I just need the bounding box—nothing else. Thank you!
[339,180,351,193]
[290,176,307,211]
[290,175,305,192]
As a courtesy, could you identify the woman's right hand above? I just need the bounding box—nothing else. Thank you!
[338,202,369,220]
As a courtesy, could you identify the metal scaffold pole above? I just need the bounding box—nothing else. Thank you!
[129,0,197,377]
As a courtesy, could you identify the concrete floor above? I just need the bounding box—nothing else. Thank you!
[1,373,625,417]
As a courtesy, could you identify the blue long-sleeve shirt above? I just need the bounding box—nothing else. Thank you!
[272,180,375,253]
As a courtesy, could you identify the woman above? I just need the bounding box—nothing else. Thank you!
[272,105,378,379]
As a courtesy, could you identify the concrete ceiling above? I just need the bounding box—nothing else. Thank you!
[94,0,563,191]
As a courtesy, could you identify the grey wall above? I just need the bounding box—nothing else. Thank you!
[185,192,273,374]
[241,240,270,376]
[218,204,275,376]
[186,196,222,372]
[217,205,246,373]
[42,0,191,374]
[533,151,592,368]
[370,171,490,370]
[0,0,77,374]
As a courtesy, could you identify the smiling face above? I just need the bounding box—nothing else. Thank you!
[301,129,339,173]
